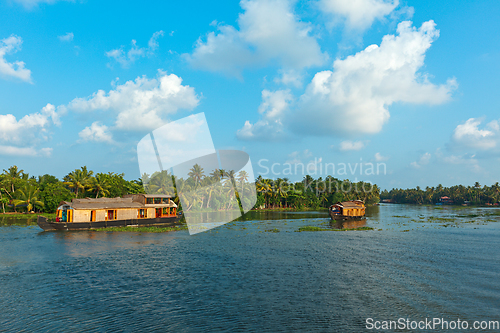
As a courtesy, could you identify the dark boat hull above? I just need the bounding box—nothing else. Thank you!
[37,215,181,231]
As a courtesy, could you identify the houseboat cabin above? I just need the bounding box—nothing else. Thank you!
[55,194,177,223]
[329,200,366,220]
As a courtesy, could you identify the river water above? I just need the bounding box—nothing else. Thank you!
[1,205,499,332]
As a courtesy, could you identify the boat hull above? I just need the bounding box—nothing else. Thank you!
[37,215,182,231]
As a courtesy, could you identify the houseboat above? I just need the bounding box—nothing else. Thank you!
[37,194,181,231]
[328,200,366,220]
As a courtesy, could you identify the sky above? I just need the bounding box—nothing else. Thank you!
[1,0,500,190]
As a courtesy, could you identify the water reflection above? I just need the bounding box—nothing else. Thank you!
[330,219,367,229]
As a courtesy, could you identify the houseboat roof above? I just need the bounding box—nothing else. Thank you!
[61,197,143,210]
[124,194,173,198]
[60,195,177,210]
[333,201,365,208]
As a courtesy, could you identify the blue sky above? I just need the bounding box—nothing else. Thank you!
[1,0,500,190]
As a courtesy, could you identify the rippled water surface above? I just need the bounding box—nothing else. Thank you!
[1,205,499,332]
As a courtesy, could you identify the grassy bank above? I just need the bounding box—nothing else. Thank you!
[296,226,374,232]
[0,213,56,219]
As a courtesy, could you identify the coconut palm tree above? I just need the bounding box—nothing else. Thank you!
[91,173,111,198]
[188,164,205,188]
[13,183,44,213]
[63,166,94,198]
[237,170,249,193]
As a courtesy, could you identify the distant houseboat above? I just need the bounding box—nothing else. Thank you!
[37,194,180,231]
[329,200,366,220]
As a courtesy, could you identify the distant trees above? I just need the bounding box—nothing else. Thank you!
[381,182,500,206]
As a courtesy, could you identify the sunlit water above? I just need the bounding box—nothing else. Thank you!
[1,205,499,332]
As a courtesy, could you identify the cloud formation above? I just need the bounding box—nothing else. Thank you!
[12,0,68,9]
[237,89,292,141]
[451,118,499,151]
[410,152,431,168]
[319,0,399,30]
[0,35,32,83]
[58,32,74,42]
[0,103,63,156]
[106,31,164,68]
[185,0,327,76]
[67,71,199,131]
[238,20,457,140]
[339,140,366,151]
[294,20,456,136]
[78,122,113,143]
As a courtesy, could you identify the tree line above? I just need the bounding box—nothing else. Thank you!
[254,175,380,209]
[0,165,144,214]
[0,164,382,214]
[380,182,500,205]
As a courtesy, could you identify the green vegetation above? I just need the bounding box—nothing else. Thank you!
[297,226,324,232]
[0,163,380,214]
[0,165,145,213]
[92,225,187,232]
[296,225,374,232]
[255,175,380,210]
[265,228,280,232]
[381,182,500,206]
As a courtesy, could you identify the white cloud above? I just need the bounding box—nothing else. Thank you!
[274,69,303,88]
[58,32,74,42]
[285,149,316,164]
[0,103,63,145]
[66,71,199,131]
[238,20,456,140]
[339,140,366,151]
[436,150,482,173]
[410,152,431,168]
[319,0,399,30]
[293,20,457,136]
[237,89,292,140]
[185,0,327,76]
[0,35,32,83]
[106,31,164,68]
[78,122,113,143]
[451,118,499,151]
[12,0,68,9]
[0,103,63,156]
[374,152,388,161]
[0,145,52,157]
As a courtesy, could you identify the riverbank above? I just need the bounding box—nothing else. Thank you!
[0,212,56,219]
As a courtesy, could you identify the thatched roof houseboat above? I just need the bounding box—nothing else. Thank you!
[329,200,366,220]
[37,194,180,231]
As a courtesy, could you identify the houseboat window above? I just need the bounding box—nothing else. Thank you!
[162,198,169,204]
[138,209,147,218]
[146,198,154,204]
[90,210,96,222]
[107,210,117,220]
[154,198,161,204]
[162,207,169,215]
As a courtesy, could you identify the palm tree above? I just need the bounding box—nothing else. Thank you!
[13,183,44,213]
[3,165,24,195]
[0,175,7,214]
[2,166,25,212]
[91,173,111,198]
[237,170,249,194]
[188,164,205,188]
[63,166,94,198]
